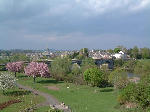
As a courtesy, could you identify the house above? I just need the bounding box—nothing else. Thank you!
[113,51,127,59]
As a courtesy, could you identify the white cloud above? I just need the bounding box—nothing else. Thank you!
[130,0,150,11]
[75,0,150,15]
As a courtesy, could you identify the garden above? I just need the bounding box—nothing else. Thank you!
[0,58,150,112]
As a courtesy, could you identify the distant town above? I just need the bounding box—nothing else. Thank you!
[1,46,150,70]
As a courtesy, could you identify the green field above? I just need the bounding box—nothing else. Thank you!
[0,72,120,112]
[17,73,120,112]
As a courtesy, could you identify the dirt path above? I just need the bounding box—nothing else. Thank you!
[17,84,71,112]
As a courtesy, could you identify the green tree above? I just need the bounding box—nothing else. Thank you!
[50,57,72,81]
[141,47,150,59]
[77,48,89,59]
[134,60,150,77]
[131,46,140,59]
[114,48,121,53]
[84,67,104,87]
[81,58,96,74]
[122,60,137,72]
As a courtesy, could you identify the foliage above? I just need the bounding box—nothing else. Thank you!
[0,65,6,71]
[109,68,129,89]
[24,62,50,82]
[140,47,150,59]
[69,52,79,59]
[131,46,141,59]
[79,48,88,57]
[71,63,81,76]
[81,58,96,73]
[50,57,72,81]
[0,58,10,64]
[134,60,150,77]
[118,75,150,110]
[114,48,121,53]
[122,60,137,73]
[118,83,136,104]
[6,61,24,77]
[0,72,17,92]
[84,67,104,87]
[114,59,125,68]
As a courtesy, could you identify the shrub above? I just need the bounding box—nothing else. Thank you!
[71,63,81,76]
[118,83,136,105]
[118,75,150,110]
[0,65,6,71]
[133,77,150,108]
[109,68,129,89]
[0,72,17,92]
[64,73,85,85]
[84,67,104,87]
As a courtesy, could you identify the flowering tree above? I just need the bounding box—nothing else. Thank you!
[6,61,24,77]
[0,72,17,93]
[24,62,50,82]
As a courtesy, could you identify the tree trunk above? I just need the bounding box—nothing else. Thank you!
[33,76,36,83]
[15,72,16,77]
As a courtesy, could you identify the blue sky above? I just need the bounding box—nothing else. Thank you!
[0,0,150,50]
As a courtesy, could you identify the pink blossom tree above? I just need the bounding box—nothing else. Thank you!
[24,62,50,82]
[6,61,24,77]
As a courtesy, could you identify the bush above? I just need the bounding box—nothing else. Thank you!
[71,63,81,76]
[118,83,136,105]
[0,65,6,71]
[109,68,129,89]
[118,75,150,110]
[64,73,85,85]
[83,67,104,87]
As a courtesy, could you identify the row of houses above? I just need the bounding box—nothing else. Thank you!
[25,49,130,61]
[89,50,129,60]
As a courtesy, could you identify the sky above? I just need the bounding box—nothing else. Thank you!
[0,0,150,50]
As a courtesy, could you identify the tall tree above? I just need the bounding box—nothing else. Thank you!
[131,46,140,59]
[141,47,150,59]
[50,57,72,81]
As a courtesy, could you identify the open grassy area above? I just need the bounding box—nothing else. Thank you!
[17,73,120,112]
[0,87,45,112]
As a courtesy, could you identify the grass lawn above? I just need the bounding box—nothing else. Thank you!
[17,73,120,112]
[0,88,45,112]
